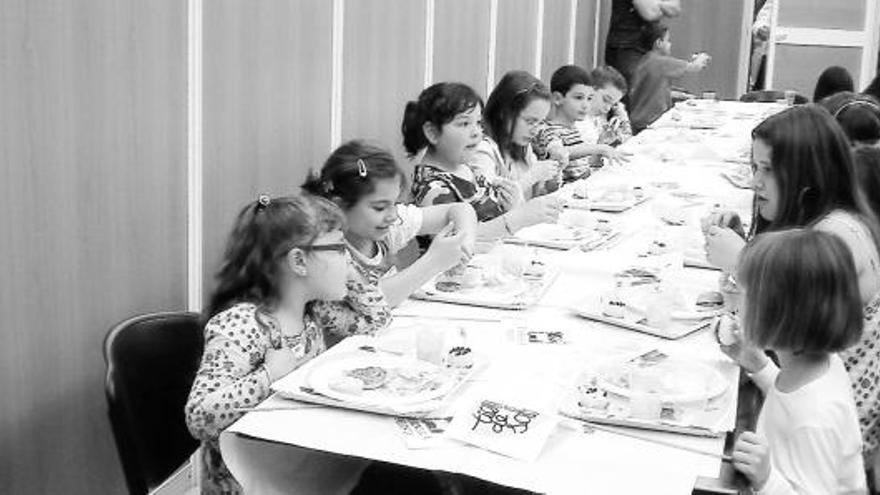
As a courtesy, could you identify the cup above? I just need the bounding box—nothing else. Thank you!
[784,90,797,106]
[701,91,717,101]
[416,326,446,365]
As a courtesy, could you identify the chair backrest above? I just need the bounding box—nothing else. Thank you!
[739,89,809,105]
[103,311,204,495]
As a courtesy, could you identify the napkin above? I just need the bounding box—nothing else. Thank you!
[446,397,558,461]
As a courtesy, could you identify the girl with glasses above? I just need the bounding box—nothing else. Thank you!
[186,194,368,494]
[472,70,564,201]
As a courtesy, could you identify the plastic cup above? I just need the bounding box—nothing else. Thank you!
[784,90,797,106]
[416,326,446,365]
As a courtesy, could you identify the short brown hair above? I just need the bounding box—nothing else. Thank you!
[737,228,862,353]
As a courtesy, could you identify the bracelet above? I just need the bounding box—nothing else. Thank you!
[502,215,514,235]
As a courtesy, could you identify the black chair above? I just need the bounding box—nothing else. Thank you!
[103,311,204,495]
[739,89,809,105]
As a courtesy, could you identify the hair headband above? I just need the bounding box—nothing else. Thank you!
[833,99,880,118]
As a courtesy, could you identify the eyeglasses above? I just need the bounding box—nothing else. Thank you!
[300,242,348,254]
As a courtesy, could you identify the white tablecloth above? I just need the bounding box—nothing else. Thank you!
[221,100,781,494]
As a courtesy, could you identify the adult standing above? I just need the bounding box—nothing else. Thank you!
[605,0,681,93]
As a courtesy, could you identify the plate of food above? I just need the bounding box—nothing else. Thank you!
[589,188,648,213]
[306,354,457,407]
[413,253,557,310]
[572,286,720,339]
[595,351,729,403]
[507,223,596,249]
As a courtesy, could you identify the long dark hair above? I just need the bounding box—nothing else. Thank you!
[401,82,483,157]
[206,194,344,320]
[482,70,551,162]
[302,139,405,209]
[749,105,880,249]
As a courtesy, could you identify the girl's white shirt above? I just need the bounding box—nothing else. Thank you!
[753,354,866,495]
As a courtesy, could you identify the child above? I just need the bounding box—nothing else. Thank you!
[590,66,635,149]
[725,228,866,493]
[574,65,636,169]
[471,70,563,200]
[302,140,478,340]
[404,82,563,240]
[185,194,365,493]
[628,22,710,132]
[855,146,880,221]
[704,105,880,464]
[813,65,854,102]
[818,92,880,148]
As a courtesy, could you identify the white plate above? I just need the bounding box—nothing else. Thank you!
[307,354,456,407]
[596,359,728,403]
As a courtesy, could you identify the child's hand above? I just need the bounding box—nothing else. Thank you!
[426,222,470,272]
[495,178,524,210]
[701,210,744,237]
[264,348,299,382]
[597,144,632,166]
[716,315,770,373]
[548,141,570,167]
[732,431,771,490]
[532,159,562,183]
[691,52,711,68]
[705,226,746,273]
[511,196,564,228]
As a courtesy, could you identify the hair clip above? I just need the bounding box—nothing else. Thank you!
[322,180,334,194]
[357,158,368,178]
[256,194,271,209]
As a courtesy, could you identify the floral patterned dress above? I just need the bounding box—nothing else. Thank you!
[817,210,880,461]
[185,302,333,494]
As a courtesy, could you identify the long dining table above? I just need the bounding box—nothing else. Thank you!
[219,100,788,495]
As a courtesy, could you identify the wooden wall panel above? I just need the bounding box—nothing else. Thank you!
[495,0,541,82]
[0,0,187,493]
[433,0,492,97]
[665,0,747,99]
[341,0,426,166]
[574,0,601,68]
[541,0,575,82]
[202,0,333,296]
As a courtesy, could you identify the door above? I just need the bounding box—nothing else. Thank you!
[766,0,879,97]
